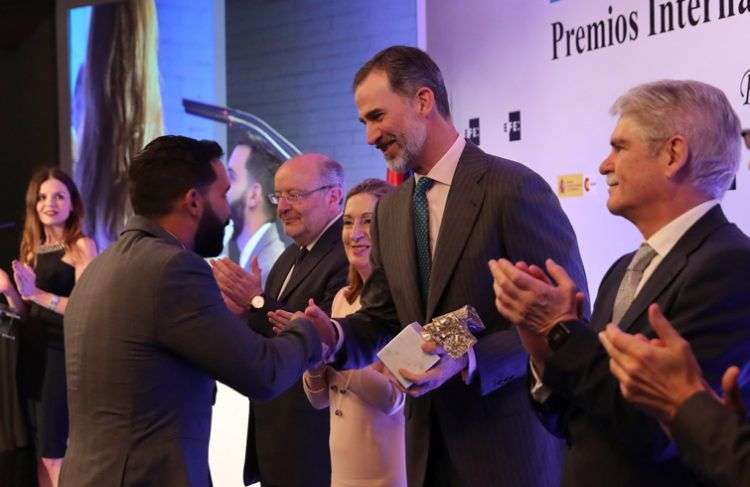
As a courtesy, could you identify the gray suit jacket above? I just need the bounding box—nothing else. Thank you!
[672,391,750,487]
[336,141,589,486]
[60,216,322,487]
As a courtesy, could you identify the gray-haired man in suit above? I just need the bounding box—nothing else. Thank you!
[61,135,329,487]
[306,45,589,486]
[491,80,750,486]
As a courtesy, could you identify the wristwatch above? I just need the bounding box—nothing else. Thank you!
[249,294,265,312]
[545,320,577,351]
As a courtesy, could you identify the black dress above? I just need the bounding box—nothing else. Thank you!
[17,247,74,458]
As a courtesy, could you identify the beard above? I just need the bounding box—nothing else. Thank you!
[383,116,427,173]
[194,202,228,257]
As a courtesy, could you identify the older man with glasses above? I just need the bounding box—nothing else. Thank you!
[212,153,348,487]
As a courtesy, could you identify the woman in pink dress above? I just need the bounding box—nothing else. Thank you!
[270,178,406,487]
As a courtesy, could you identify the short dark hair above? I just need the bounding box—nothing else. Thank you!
[353,45,451,119]
[241,144,283,198]
[128,135,224,217]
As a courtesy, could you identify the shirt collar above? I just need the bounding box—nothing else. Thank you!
[305,213,342,251]
[646,200,719,258]
[415,135,465,187]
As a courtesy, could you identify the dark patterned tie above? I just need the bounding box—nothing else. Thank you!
[611,243,657,324]
[294,246,309,267]
[413,177,434,304]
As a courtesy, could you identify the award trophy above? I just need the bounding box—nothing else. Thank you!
[377,306,485,388]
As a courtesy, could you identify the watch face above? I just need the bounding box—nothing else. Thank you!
[251,295,265,309]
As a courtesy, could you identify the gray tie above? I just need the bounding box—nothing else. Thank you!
[611,243,657,324]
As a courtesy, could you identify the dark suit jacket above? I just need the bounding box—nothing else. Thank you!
[244,216,348,487]
[60,216,322,487]
[672,391,750,487]
[537,205,750,486]
[336,141,589,486]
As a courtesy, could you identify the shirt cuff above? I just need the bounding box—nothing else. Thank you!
[461,347,477,384]
[529,358,552,403]
[324,319,345,363]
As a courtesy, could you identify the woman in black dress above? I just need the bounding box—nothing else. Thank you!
[0,167,96,487]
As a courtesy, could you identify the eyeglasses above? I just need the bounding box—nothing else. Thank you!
[268,185,334,205]
[742,129,750,150]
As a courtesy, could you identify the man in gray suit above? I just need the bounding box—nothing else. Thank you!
[224,138,286,285]
[61,135,330,487]
[307,46,589,486]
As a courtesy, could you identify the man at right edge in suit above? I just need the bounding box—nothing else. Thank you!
[305,46,589,486]
[491,80,750,486]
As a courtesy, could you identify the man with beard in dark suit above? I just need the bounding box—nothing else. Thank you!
[300,45,588,486]
[61,136,328,487]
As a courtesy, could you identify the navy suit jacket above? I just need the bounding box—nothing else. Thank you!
[537,205,750,486]
[336,141,589,486]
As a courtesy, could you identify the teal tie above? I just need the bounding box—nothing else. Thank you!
[413,177,434,303]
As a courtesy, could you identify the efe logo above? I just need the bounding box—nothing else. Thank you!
[503,111,521,142]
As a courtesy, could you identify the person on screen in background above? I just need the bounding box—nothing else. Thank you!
[295,45,588,487]
[0,167,97,487]
[74,0,163,250]
[599,303,749,487]
[490,79,750,486]
[224,137,286,286]
[272,178,407,487]
[212,153,348,487]
[60,136,328,487]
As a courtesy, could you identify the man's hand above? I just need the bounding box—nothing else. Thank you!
[488,258,580,335]
[210,256,262,308]
[220,291,249,318]
[304,299,336,349]
[598,303,706,424]
[12,260,39,298]
[398,341,468,397]
[268,308,296,334]
[720,365,747,418]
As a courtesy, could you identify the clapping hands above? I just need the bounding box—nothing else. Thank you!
[12,260,39,298]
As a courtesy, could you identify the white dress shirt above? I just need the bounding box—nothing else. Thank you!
[415,135,465,256]
[530,199,720,402]
[277,213,342,299]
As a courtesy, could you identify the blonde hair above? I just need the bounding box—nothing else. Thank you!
[343,179,394,304]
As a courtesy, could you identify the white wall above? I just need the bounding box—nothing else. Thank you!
[426,0,750,293]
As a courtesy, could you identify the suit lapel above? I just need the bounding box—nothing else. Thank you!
[619,206,729,331]
[278,217,343,302]
[266,245,296,299]
[426,144,487,319]
[385,181,425,321]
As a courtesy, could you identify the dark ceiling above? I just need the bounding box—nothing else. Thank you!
[0,0,54,50]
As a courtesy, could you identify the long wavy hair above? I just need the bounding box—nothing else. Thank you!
[75,0,163,249]
[20,167,85,267]
[343,178,394,304]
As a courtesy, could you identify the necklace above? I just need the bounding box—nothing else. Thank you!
[332,370,354,417]
[37,242,65,254]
